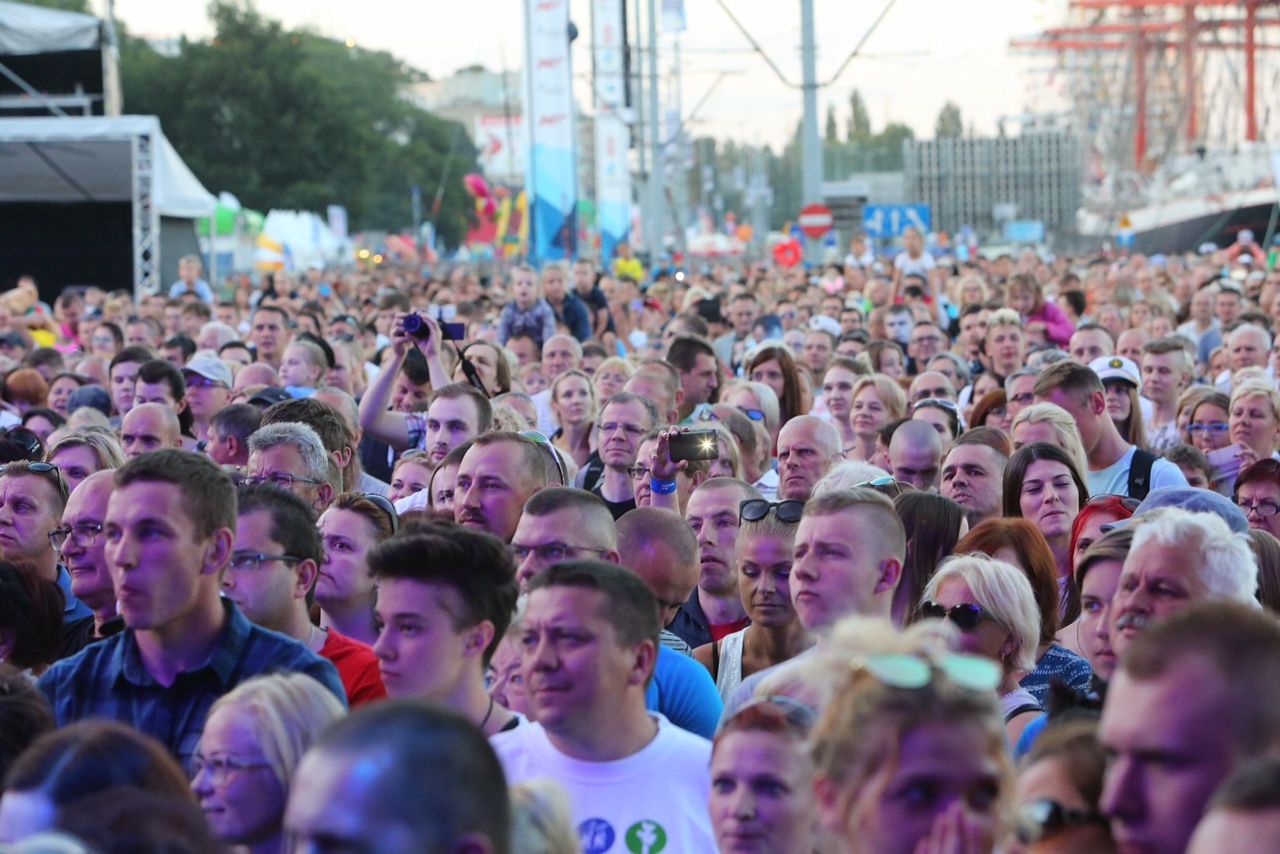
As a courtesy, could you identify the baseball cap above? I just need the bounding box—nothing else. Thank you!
[1136,486,1250,534]
[183,354,233,388]
[248,386,291,408]
[1089,355,1140,390]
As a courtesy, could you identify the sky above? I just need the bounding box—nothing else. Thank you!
[107,0,1069,150]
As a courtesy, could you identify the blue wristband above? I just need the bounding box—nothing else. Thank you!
[650,477,678,495]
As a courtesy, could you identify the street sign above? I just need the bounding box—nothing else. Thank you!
[1003,220,1045,244]
[798,203,834,239]
[862,204,931,239]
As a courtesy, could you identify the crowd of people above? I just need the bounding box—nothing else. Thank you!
[0,237,1278,852]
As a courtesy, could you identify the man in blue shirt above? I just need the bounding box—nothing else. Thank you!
[168,255,214,303]
[38,450,344,766]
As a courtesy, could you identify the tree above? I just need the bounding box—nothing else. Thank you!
[824,105,839,144]
[846,89,872,142]
[935,101,963,139]
[118,1,477,246]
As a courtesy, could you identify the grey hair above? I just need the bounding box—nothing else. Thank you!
[248,421,330,483]
[1128,508,1259,605]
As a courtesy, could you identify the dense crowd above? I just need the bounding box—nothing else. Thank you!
[0,232,1278,852]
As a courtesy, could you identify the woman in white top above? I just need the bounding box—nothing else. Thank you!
[694,498,811,702]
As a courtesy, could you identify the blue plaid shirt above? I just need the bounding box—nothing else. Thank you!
[38,599,345,768]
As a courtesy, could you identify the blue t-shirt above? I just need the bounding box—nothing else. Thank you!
[1086,445,1188,498]
[645,644,722,738]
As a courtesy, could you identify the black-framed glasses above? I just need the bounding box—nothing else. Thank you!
[242,473,323,489]
[739,499,804,524]
[918,601,993,632]
[362,492,399,534]
[1240,499,1280,518]
[191,752,273,785]
[913,397,959,413]
[511,541,610,563]
[49,522,103,551]
[1016,799,1107,845]
[228,552,303,572]
[519,430,567,486]
[626,464,652,480]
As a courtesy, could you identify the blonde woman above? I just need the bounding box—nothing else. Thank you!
[1223,379,1280,493]
[549,369,596,468]
[1010,402,1089,480]
[846,374,907,462]
[192,673,346,854]
[592,356,634,402]
[45,428,126,494]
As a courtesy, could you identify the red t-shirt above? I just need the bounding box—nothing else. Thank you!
[320,628,386,707]
[709,616,751,643]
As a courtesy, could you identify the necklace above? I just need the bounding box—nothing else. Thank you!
[479,695,495,730]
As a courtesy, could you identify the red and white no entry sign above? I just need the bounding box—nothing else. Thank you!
[798,203,833,239]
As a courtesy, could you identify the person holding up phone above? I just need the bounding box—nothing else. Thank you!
[636,427,716,514]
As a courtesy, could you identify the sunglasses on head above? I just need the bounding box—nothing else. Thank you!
[1016,799,1107,845]
[918,601,992,632]
[518,430,566,486]
[362,492,399,535]
[851,651,1001,693]
[719,694,817,736]
[739,498,804,524]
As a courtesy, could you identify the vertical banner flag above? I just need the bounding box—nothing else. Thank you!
[593,0,631,264]
[523,0,577,264]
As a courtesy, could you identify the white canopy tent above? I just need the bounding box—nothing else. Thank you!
[0,0,120,116]
[0,0,102,53]
[0,115,217,296]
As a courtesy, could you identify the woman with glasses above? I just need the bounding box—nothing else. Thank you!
[315,493,396,645]
[846,375,907,463]
[1187,390,1232,454]
[549,369,596,469]
[1235,458,1280,540]
[694,500,811,703]
[956,520,1093,706]
[921,553,1045,745]
[811,619,1014,854]
[709,696,822,854]
[821,355,869,453]
[1008,720,1113,853]
[1003,443,1089,614]
[192,673,346,854]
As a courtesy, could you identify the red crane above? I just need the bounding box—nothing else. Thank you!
[1011,0,1280,169]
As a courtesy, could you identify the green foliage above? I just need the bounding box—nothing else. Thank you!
[846,90,871,142]
[935,101,963,139]
[824,106,838,144]
[14,0,91,12]
[118,1,477,245]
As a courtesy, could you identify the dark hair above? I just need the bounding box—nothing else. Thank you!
[236,484,323,566]
[21,349,64,374]
[163,334,197,363]
[952,425,1012,459]
[969,389,1008,430]
[21,406,64,432]
[895,492,965,624]
[957,518,1063,641]
[429,382,494,433]
[1003,442,1089,519]
[0,663,54,784]
[137,358,193,435]
[1059,289,1087,319]
[666,335,716,372]
[524,485,614,522]
[56,787,223,854]
[312,701,511,854]
[1236,458,1280,503]
[368,528,518,665]
[209,403,263,446]
[109,345,153,374]
[115,449,236,539]
[746,345,808,424]
[4,720,193,805]
[1208,756,1280,812]
[1247,529,1280,614]
[219,340,252,359]
[95,321,124,348]
[180,300,212,321]
[402,347,432,387]
[526,559,659,649]
[330,492,396,542]
[0,563,63,670]
[1164,442,1212,485]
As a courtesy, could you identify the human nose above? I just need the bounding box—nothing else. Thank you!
[726,783,756,820]
[1099,755,1142,825]
[191,762,214,797]
[371,628,393,661]
[526,633,557,671]
[516,555,540,588]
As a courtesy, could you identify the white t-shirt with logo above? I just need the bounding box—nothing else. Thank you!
[492,714,714,854]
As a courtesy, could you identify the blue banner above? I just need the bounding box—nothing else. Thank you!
[593,0,631,265]
[524,0,577,264]
[862,204,932,239]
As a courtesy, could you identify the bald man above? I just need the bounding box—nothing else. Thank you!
[624,369,681,426]
[233,362,279,393]
[119,402,183,458]
[908,370,956,403]
[888,420,943,491]
[59,470,120,640]
[776,415,842,501]
[617,507,701,636]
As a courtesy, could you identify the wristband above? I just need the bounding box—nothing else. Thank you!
[649,477,678,495]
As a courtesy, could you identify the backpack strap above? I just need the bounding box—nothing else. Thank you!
[1127,448,1157,501]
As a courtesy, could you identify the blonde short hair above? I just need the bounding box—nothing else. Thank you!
[851,374,907,421]
[1230,379,1280,419]
[924,553,1041,677]
[1010,402,1088,477]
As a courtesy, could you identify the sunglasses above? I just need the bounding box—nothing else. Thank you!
[918,601,993,632]
[362,492,399,535]
[851,652,1001,693]
[518,430,567,486]
[1085,493,1141,512]
[1016,799,1107,845]
[739,498,804,524]
[737,406,766,422]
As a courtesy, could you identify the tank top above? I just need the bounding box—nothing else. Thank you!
[714,628,748,703]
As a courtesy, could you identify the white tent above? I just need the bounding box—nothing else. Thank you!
[0,0,120,116]
[0,115,216,294]
[0,1,102,54]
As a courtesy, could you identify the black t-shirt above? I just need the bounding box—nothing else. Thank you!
[591,484,636,521]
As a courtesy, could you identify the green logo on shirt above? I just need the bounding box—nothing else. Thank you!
[624,820,667,853]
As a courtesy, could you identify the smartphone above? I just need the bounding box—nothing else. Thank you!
[670,429,719,462]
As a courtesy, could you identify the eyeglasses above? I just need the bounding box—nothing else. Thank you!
[913,397,958,413]
[1008,391,1035,406]
[49,522,103,551]
[851,651,1001,692]
[1188,421,1229,435]
[1015,799,1107,845]
[739,498,804,524]
[242,473,324,489]
[228,552,303,572]
[737,406,766,422]
[362,492,399,534]
[1240,499,1280,518]
[518,430,567,486]
[918,601,994,633]
[511,541,610,563]
[191,752,273,784]
[598,421,647,437]
[626,464,652,480]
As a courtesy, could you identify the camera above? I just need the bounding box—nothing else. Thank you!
[402,313,465,342]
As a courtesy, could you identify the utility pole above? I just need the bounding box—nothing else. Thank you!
[800,0,822,262]
[646,0,664,262]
